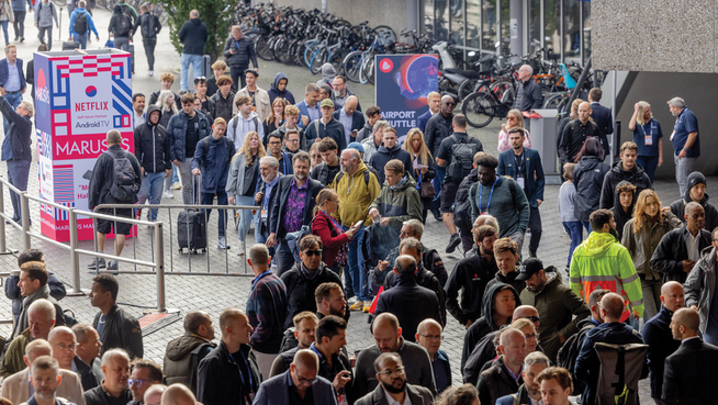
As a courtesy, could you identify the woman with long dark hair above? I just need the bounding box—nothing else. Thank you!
[572,137,610,232]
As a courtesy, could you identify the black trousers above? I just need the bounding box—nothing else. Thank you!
[528,205,542,253]
[143,37,157,70]
[230,65,247,91]
[12,10,24,39]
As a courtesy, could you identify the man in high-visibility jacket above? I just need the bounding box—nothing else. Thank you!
[569,209,644,322]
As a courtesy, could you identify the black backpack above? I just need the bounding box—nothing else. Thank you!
[103,149,138,201]
[556,322,596,395]
[453,179,478,230]
[74,12,88,35]
[115,10,132,36]
[447,135,481,180]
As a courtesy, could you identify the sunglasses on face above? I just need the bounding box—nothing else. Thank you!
[522,316,540,323]
[303,249,322,257]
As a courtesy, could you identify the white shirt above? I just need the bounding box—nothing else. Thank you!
[686,231,700,262]
[381,388,413,405]
[133,110,145,130]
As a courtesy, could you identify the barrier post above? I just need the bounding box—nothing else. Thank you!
[69,209,82,294]
[155,222,166,312]
[20,193,30,250]
[0,180,6,253]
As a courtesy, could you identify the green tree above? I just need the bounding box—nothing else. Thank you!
[153,0,234,61]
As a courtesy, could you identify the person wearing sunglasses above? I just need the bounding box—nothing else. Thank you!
[254,349,337,405]
[355,352,433,405]
[127,359,163,405]
[516,258,590,361]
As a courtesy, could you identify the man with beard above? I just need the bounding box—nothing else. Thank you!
[495,352,550,405]
[315,283,347,319]
[355,353,434,405]
[268,312,317,377]
[253,157,282,252]
[569,209,644,322]
[28,356,74,405]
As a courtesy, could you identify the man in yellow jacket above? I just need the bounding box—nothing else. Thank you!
[569,209,644,322]
[329,148,381,312]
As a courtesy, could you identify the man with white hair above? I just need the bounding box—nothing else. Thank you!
[513,65,542,121]
[0,298,56,377]
[2,340,86,405]
[84,349,132,405]
[254,156,282,251]
[667,96,700,196]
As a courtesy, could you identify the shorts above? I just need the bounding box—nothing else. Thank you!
[440,181,459,214]
[96,208,133,236]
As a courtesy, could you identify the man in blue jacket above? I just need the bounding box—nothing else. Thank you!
[295,83,321,130]
[417,91,440,134]
[253,349,337,405]
[0,90,32,225]
[497,127,544,258]
[0,45,26,134]
[68,1,100,49]
[191,117,235,250]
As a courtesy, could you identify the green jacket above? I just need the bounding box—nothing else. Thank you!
[569,231,645,320]
[519,271,591,360]
[0,328,30,378]
[368,174,422,228]
[621,212,682,280]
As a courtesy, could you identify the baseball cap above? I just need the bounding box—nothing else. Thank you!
[347,142,364,154]
[320,99,335,109]
[244,68,259,77]
[516,258,544,281]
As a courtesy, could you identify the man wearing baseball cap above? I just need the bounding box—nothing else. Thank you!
[517,258,591,360]
[304,98,347,152]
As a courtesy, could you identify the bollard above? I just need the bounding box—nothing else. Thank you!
[0,180,5,253]
[69,209,82,294]
[20,193,30,250]
[155,221,166,312]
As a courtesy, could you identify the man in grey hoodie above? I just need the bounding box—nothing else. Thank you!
[316,63,336,90]
[33,0,57,50]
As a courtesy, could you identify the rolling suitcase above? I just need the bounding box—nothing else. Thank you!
[202,54,211,77]
[177,210,206,254]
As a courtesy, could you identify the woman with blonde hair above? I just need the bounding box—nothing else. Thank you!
[262,98,287,141]
[628,101,663,182]
[311,189,356,274]
[497,109,531,152]
[226,131,267,254]
[403,128,436,223]
[621,189,681,320]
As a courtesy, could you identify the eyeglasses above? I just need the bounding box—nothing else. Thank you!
[444,102,456,106]
[303,249,322,257]
[378,366,405,377]
[525,333,538,340]
[522,316,541,323]
[51,342,77,350]
[297,376,319,385]
[507,116,517,120]
[287,139,299,143]
[127,379,153,387]
[418,334,443,341]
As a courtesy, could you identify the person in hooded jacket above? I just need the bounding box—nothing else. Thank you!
[267,72,295,105]
[484,238,526,297]
[210,76,235,124]
[316,63,336,90]
[610,181,636,241]
[134,105,170,222]
[670,171,718,232]
[572,137,610,232]
[622,189,682,321]
[461,282,519,371]
[163,310,216,392]
[369,127,414,185]
[599,141,652,210]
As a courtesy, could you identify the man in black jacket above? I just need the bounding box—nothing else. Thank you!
[669,171,718,232]
[476,327,527,405]
[369,127,413,184]
[134,105,170,222]
[311,315,354,404]
[210,76,235,123]
[87,130,142,271]
[513,65,543,115]
[72,324,102,391]
[0,94,32,226]
[90,274,143,360]
[599,141,652,209]
[163,310,216,392]
[177,10,208,93]
[310,137,341,186]
[558,102,604,165]
[424,96,454,220]
[589,88,614,150]
[197,308,261,405]
[132,4,161,77]
[223,25,258,91]
[305,99,346,152]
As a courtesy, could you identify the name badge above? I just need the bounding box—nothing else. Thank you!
[644,134,653,146]
[517,177,525,189]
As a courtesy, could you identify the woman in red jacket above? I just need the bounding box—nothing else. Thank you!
[312,189,357,274]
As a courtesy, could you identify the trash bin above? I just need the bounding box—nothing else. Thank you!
[529,109,561,184]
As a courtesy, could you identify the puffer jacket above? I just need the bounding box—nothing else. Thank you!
[280,261,346,329]
[369,145,415,184]
[267,72,295,105]
[573,155,610,222]
[191,135,235,194]
[134,105,171,174]
[599,160,652,210]
[569,231,645,321]
[685,245,717,336]
[622,211,682,280]
[328,161,382,227]
[210,89,236,123]
[223,35,257,67]
[368,174,422,229]
[163,333,216,390]
[167,110,211,162]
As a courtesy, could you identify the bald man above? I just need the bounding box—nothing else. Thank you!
[161,384,195,405]
[85,349,132,405]
[558,101,602,166]
[143,384,166,405]
[574,293,647,405]
[651,201,711,285]
[415,319,451,394]
[48,327,77,370]
[254,349,337,405]
[663,308,718,405]
[333,94,365,145]
[642,281,685,403]
[2,339,86,405]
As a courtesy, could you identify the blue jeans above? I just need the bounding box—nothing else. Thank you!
[637,156,658,183]
[563,221,582,267]
[0,21,8,45]
[201,190,228,238]
[6,159,30,222]
[581,221,592,234]
[344,225,371,301]
[73,33,87,49]
[276,239,297,276]
[180,53,203,92]
[235,195,255,242]
[3,91,22,134]
[138,172,165,221]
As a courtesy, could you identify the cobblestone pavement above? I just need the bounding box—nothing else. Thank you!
[0,7,694,401]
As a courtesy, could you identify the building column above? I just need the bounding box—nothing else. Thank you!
[510,0,524,57]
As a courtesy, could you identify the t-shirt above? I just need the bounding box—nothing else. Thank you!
[670,107,699,158]
[185,114,200,158]
[632,118,663,157]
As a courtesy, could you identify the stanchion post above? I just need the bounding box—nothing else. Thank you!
[69,209,81,294]
[155,222,166,312]
[20,192,30,250]
[0,180,6,253]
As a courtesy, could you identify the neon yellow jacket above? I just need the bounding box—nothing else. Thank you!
[329,162,381,227]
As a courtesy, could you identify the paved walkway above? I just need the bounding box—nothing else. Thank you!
[0,7,695,399]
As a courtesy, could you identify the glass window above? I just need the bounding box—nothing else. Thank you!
[483,0,498,51]
[582,0,591,63]
[423,0,433,38]
[466,0,482,49]
[449,0,464,46]
[544,0,561,59]
[563,0,581,63]
[435,0,450,41]
[528,0,541,55]
[500,0,510,55]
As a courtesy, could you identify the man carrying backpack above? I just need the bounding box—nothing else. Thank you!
[88,130,142,271]
[108,4,133,52]
[33,0,58,50]
[132,4,160,77]
[435,114,483,253]
[68,0,99,50]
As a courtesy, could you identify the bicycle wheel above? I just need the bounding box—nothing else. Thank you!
[372,25,397,47]
[462,91,497,128]
[290,39,304,66]
[273,37,291,64]
[303,42,320,69]
[458,79,480,103]
[255,35,274,61]
[342,51,363,83]
[310,47,327,74]
[358,54,371,84]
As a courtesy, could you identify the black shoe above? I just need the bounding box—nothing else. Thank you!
[446,234,461,253]
[107,260,119,273]
[529,250,537,258]
[87,258,106,269]
[19,37,24,43]
[431,207,442,222]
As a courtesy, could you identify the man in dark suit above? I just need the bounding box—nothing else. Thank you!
[662,308,718,405]
[333,95,365,145]
[417,92,441,134]
[589,88,613,156]
[0,45,27,135]
[497,127,545,257]
[267,151,324,275]
[355,353,434,405]
[254,349,338,405]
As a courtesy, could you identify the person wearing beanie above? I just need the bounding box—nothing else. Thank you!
[670,171,718,232]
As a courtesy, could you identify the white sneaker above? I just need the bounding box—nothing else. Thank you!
[148,70,154,77]
[237,240,246,256]
[163,190,174,199]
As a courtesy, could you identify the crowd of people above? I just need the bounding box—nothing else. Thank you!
[0,5,716,405]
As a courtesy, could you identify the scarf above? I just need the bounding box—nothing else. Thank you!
[12,284,51,338]
[299,262,320,280]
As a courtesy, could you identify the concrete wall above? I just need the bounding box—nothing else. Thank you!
[269,0,416,43]
[615,72,718,180]
[593,0,717,73]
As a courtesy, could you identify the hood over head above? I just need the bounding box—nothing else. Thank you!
[146,105,162,126]
[482,282,520,329]
[271,72,289,95]
[321,63,336,82]
[683,171,709,205]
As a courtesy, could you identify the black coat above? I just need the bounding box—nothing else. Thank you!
[268,175,323,239]
[590,102,614,140]
[445,253,497,326]
[222,36,257,68]
[197,341,261,405]
[133,12,160,38]
[599,161,652,210]
[649,226,712,284]
[384,267,446,326]
[88,144,142,210]
[642,305,681,399]
[280,262,348,329]
[92,304,143,359]
[662,338,718,405]
[73,356,99,391]
[670,189,718,233]
[134,106,171,173]
[369,145,414,184]
[210,90,236,123]
[424,112,453,156]
[477,356,524,405]
[572,155,610,222]
[178,18,207,55]
[0,96,32,162]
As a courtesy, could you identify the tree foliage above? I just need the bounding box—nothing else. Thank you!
[153,0,235,60]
